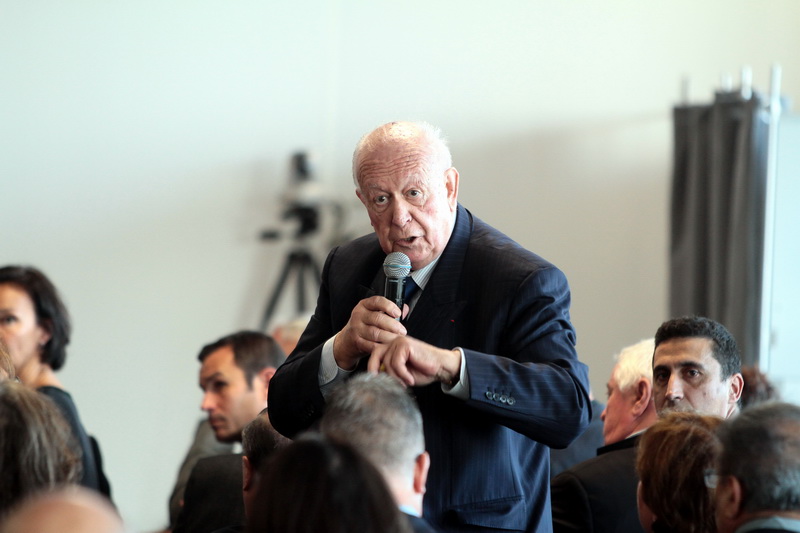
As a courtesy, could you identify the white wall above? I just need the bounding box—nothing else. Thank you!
[2,2,799,531]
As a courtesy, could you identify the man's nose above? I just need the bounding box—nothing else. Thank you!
[600,406,607,422]
[201,392,215,412]
[666,375,683,400]
[390,199,412,227]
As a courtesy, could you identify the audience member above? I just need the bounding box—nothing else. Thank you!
[167,420,233,529]
[550,390,604,479]
[635,411,723,533]
[652,316,743,418]
[0,265,109,495]
[270,315,309,356]
[601,338,657,445]
[0,486,125,533]
[246,434,412,533]
[551,338,657,533]
[268,121,591,532]
[714,401,800,533]
[0,381,82,519]
[237,408,292,531]
[320,373,438,532]
[172,331,284,533]
[739,365,780,409]
[552,317,742,533]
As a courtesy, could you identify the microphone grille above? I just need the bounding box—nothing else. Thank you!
[383,252,412,278]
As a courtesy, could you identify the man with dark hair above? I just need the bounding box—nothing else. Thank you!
[652,316,743,418]
[321,373,438,533]
[172,331,285,533]
[198,331,285,443]
[552,317,742,533]
[715,401,800,533]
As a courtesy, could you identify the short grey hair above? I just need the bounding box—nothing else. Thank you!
[352,121,453,191]
[320,373,424,482]
[717,401,800,513]
[612,338,655,393]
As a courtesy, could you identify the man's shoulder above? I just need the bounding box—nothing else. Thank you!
[192,453,242,478]
[553,438,638,486]
[467,211,559,274]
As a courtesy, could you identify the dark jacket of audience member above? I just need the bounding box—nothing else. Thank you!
[247,434,412,533]
[0,381,82,518]
[635,411,723,533]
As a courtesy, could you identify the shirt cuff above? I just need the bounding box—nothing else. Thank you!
[442,347,469,400]
[319,334,355,399]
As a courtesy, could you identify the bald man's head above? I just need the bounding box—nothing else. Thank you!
[1,487,125,533]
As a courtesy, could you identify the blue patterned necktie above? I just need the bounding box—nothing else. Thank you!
[403,276,419,301]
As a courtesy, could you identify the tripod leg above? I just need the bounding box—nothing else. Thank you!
[259,253,298,332]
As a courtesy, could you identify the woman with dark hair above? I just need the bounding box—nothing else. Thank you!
[635,411,723,533]
[0,380,83,518]
[0,265,108,495]
[247,434,412,533]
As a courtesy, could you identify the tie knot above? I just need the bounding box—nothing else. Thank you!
[403,277,419,301]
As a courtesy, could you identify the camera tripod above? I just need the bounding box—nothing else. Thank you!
[259,245,322,332]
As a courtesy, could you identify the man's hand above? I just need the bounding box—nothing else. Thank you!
[367,336,461,388]
[333,296,408,370]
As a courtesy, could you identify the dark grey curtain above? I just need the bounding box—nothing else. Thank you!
[670,91,770,365]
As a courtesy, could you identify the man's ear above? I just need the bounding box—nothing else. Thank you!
[632,378,653,416]
[413,451,431,496]
[729,373,744,405]
[715,475,744,523]
[242,455,252,491]
[445,167,459,210]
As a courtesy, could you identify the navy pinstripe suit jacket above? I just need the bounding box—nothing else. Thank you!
[268,204,591,533]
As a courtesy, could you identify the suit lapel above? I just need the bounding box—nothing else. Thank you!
[405,205,471,344]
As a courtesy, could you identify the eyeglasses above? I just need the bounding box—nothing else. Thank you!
[704,469,719,489]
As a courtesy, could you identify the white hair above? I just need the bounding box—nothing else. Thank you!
[351,121,453,191]
[612,338,655,393]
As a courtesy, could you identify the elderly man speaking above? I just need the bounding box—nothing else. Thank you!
[268,121,591,533]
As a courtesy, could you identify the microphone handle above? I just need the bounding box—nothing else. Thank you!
[384,277,406,317]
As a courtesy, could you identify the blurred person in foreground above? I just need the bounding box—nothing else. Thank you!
[268,120,591,532]
[635,411,723,533]
[0,486,124,533]
[0,380,82,519]
[246,434,412,533]
[714,402,800,533]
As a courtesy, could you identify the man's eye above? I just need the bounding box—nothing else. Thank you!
[686,369,701,378]
[0,316,16,325]
[374,195,388,205]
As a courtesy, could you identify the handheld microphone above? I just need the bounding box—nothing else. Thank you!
[383,252,411,315]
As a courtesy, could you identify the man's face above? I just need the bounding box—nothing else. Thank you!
[601,371,639,445]
[652,337,740,418]
[199,346,266,443]
[355,142,458,271]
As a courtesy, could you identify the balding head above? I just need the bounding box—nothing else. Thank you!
[1,487,125,533]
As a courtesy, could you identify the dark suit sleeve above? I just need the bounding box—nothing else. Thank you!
[268,244,354,438]
[461,264,590,448]
[550,469,593,533]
